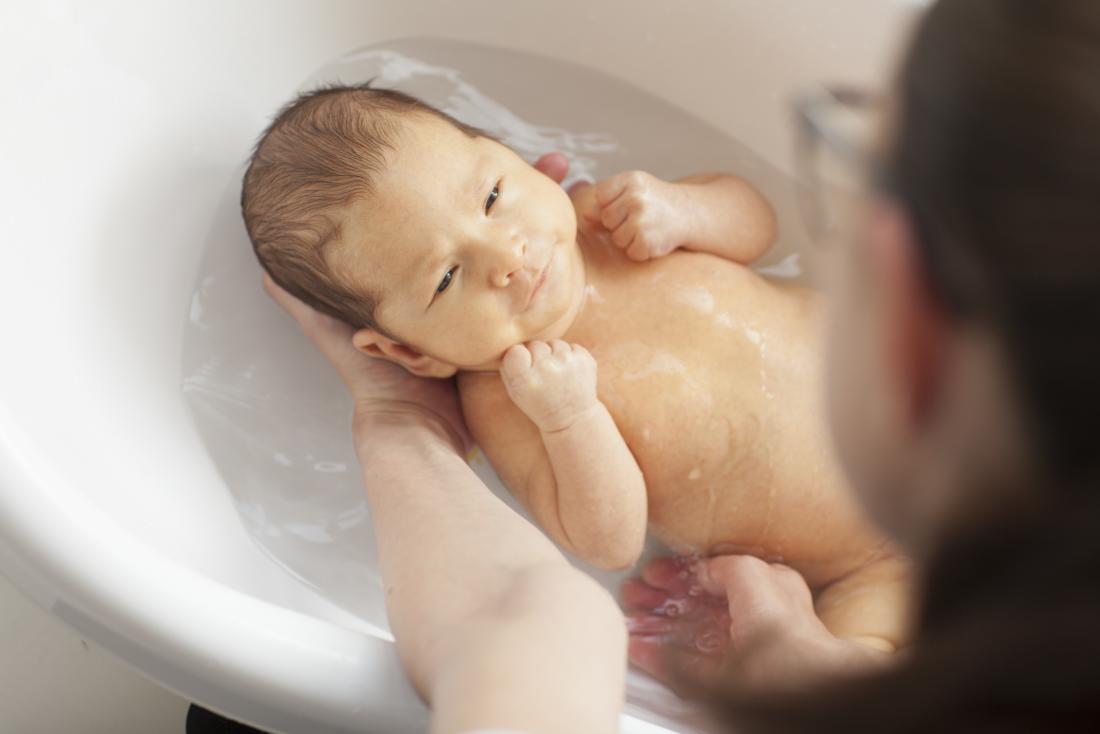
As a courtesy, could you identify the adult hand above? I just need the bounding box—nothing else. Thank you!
[623,556,884,693]
[263,274,471,452]
[532,151,591,195]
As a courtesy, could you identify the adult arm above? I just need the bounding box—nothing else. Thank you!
[262,152,627,733]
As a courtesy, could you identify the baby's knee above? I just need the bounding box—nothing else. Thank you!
[815,556,916,651]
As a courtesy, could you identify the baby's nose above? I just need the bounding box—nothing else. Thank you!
[489,235,526,288]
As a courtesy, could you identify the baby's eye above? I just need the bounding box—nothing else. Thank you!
[436,266,458,295]
[485,181,500,214]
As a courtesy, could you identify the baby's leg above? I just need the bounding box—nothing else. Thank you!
[814,554,914,652]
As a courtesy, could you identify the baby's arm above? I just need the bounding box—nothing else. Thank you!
[575,170,777,265]
[463,341,648,571]
[674,172,778,263]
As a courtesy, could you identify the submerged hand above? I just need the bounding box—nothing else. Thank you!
[262,275,469,451]
[623,555,884,693]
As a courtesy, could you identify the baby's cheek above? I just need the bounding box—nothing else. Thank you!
[455,316,522,366]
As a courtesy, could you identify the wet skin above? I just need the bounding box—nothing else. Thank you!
[463,225,897,585]
[337,115,909,648]
[464,221,910,648]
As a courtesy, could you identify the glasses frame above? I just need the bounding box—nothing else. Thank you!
[793,85,881,245]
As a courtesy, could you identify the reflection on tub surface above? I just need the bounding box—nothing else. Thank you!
[182,38,816,721]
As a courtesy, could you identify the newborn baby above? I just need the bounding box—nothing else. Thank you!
[242,85,910,650]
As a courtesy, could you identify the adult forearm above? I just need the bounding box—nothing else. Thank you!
[356,412,626,733]
[355,413,563,690]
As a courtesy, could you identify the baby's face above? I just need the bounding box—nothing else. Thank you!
[335,114,584,371]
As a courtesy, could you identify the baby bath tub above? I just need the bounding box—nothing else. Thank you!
[0,1,920,732]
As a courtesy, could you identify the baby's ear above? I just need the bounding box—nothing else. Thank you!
[351,328,457,379]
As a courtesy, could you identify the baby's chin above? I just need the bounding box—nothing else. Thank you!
[457,316,576,374]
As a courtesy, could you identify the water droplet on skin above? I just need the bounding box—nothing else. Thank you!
[695,628,724,654]
[584,283,605,304]
[657,597,691,618]
[622,349,686,381]
[670,285,715,314]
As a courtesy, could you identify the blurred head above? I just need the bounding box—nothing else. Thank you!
[825,0,1100,557]
[242,85,583,378]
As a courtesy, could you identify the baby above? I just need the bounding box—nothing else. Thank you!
[242,85,910,651]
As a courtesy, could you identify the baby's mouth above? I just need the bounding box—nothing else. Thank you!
[523,252,554,312]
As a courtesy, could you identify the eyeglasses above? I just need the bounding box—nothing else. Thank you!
[793,86,882,246]
[794,86,997,316]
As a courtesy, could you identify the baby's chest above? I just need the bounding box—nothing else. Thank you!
[588,336,761,466]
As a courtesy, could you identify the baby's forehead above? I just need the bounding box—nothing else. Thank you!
[332,115,491,293]
[329,190,433,307]
[378,115,483,193]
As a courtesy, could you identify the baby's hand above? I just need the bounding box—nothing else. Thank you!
[577,171,690,261]
[501,341,599,433]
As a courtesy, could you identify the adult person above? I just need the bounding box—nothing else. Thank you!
[267,0,1100,730]
[625,0,1100,730]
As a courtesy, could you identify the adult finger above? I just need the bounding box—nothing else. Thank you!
[694,555,769,597]
[628,634,724,691]
[641,556,696,596]
[263,274,364,379]
[533,152,569,184]
[621,578,671,611]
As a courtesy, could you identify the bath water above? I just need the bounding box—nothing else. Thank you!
[183,37,821,730]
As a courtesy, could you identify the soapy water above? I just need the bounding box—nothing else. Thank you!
[183,38,821,728]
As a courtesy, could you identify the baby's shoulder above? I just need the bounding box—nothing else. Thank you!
[457,370,544,457]
[457,371,511,422]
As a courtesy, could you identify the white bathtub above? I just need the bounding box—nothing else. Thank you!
[0,2,920,732]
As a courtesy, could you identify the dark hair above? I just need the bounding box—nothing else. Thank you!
[241,83,485,331]
[704,1,1100,730]
[883,0,1100,485]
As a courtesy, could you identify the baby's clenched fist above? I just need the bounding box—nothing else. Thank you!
[576,170,689,262]
[501,340,599,433]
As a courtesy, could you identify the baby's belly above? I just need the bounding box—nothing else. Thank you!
[569,250,887,587]
[619,390,883,587]
[583,326,881,588]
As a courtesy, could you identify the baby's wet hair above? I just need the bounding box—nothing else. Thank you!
[241,82,486,331]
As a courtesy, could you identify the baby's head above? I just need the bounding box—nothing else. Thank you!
[242,84,584,377]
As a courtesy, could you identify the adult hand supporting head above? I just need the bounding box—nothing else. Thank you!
[262,273,471,453]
